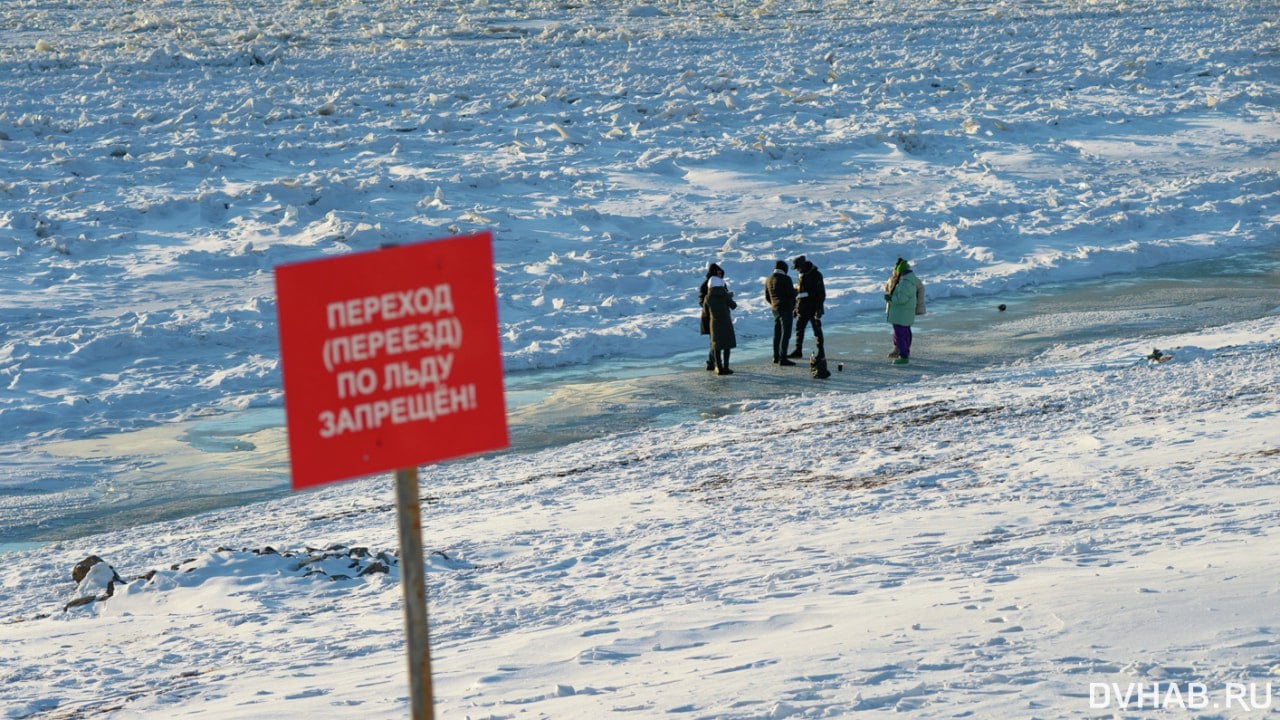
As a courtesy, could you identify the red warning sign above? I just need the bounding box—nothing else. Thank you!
[274,232,508,489]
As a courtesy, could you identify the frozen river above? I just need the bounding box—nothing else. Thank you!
[5,249,1279,552]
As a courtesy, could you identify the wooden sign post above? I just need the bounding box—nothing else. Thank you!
[396,466,434,719]
[274,232,509,719]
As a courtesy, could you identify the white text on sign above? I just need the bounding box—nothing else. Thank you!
[326,285,456,328]
[319,385,478,438]
[316,283,476,436]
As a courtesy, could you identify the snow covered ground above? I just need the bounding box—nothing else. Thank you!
[1,0,1279,717]
[3,318,1278,718]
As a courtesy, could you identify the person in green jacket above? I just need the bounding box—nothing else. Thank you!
[884,258,922,364]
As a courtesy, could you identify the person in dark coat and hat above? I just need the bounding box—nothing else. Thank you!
[763,260,797,365]
[788,256,825,359]
[703,273,738,375]
[698,263,723,370]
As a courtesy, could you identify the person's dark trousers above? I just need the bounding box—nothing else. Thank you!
[791,313,809,356]
[772,308,793,362]
[794,313,824,358]
[715,348,733,375]
[706,345,716,370]
[892,324,912,359]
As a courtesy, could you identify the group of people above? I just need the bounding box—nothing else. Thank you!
[698,256,923,376]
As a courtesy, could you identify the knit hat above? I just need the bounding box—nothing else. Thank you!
[894,258,911,274]
[774,260,788,272]
[706,262,722,278]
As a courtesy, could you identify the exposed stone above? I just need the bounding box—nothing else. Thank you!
[71,555,106,584]
[72,555,124,585]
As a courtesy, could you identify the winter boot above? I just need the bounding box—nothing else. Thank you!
[716,349,734,375]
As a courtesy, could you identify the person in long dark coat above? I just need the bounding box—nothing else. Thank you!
[698,262,723,371]
[763,260,797,365]
[703,274,738,375]
[789,256,826,359]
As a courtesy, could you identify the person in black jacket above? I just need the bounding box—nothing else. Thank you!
[763,260,797,365]
[788,256,825,359]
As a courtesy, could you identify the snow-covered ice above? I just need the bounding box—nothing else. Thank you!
[1,0,1278,717]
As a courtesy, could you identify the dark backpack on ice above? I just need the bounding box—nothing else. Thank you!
[810,355,831,379]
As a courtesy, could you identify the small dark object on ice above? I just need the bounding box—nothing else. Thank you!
[997,303,1007,312]
[810,355,831,379]
[1148,348,1172,363]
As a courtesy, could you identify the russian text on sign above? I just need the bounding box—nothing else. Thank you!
[326,285,456,329]
[338,355,458,401]
[323,317,464,372]
[384,354,456,392]
[319,384,479,438]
